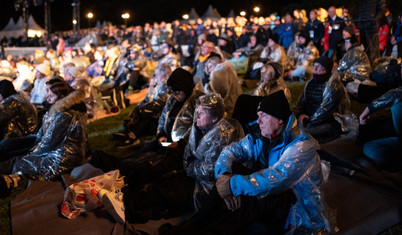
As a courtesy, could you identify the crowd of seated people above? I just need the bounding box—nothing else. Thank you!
[0,4,401,234]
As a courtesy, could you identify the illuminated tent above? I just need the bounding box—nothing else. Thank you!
[0,15,45,39]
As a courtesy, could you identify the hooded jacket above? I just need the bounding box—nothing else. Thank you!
[12,90,88,180]
[0,93,38,140]
[215,114,329,230]
[184,118,244,210]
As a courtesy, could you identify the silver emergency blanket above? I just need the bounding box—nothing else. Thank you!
[157,86,204,142]
[260,44,288,66]
[184,93,245,209]
[0,93,37,139]
[205,61,243,113]
[337,45,372,83]
[137,81,169,119]
[215,115,330,231]
[184,117,244,210]
[157,53,180,72]
[369,87,402,112]
[286,41,319,71]
[254,62,291,102]
[12,91,87,180]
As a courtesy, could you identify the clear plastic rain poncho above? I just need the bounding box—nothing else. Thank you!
[0,93,38,139]
[369,86,402,112]
[135,81,169,119]
[205,61,243,113]
[157,86,204,142]
[254,62,292,102]
[337,44,372,83]
[215,114,330,231]
[183,93,245,210]
[286,41,319,71]
[12,91,88,180]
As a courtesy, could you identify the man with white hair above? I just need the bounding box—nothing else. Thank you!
[30,62,51,105]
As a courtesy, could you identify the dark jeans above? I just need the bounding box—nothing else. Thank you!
[164,162,296,235]
[305,120,342,144]
[0,135,38,174]
[169,187,295,235]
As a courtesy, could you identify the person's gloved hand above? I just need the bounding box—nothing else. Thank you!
[216,174,241,211]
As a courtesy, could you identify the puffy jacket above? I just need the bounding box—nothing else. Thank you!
[184,118,244,209]
[215,114,329,230]
[13,90,88,180]
[338,44,372,83]
[0,93,37,140]
[295,71,350,126]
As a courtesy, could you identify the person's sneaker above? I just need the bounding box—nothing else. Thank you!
[102,190,126,224]
[116,138,141,148]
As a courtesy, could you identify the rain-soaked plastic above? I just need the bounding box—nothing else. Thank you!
[183,94,245,209]
[369,87,402,112]
[297,70,353,132]
[0,93,38,139]
[286,41,319,72]
[136,81,169,119]
[157,86,204,142]
[12,92,87,180]
[205,61,243,113]
[337,45,372,83]
[254,62,292,102]
[215,114,330,231]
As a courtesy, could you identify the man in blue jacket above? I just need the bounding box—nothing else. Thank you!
[163,91,329,234]
[215,90,330,233]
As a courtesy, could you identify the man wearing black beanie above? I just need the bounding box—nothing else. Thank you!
[295,55,349,143]
[171,90,329,233]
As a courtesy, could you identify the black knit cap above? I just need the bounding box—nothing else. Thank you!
[313,56,334,73]
[0,80,16,99]
[167,68,195,98]
[257,90,291,121]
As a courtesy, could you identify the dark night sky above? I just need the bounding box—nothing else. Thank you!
[0,0,401,32]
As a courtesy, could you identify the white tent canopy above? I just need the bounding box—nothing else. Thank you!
[2,18,16,31]
[0,15,45,39]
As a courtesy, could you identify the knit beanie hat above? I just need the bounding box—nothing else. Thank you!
[313,56,334,73]
[167,68,195,98]
[257,90,291,121]
[0,80,16,99]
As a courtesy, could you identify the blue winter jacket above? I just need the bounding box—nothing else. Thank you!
[215,114,329,230]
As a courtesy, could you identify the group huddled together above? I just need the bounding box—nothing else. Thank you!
[0,3,401,234]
